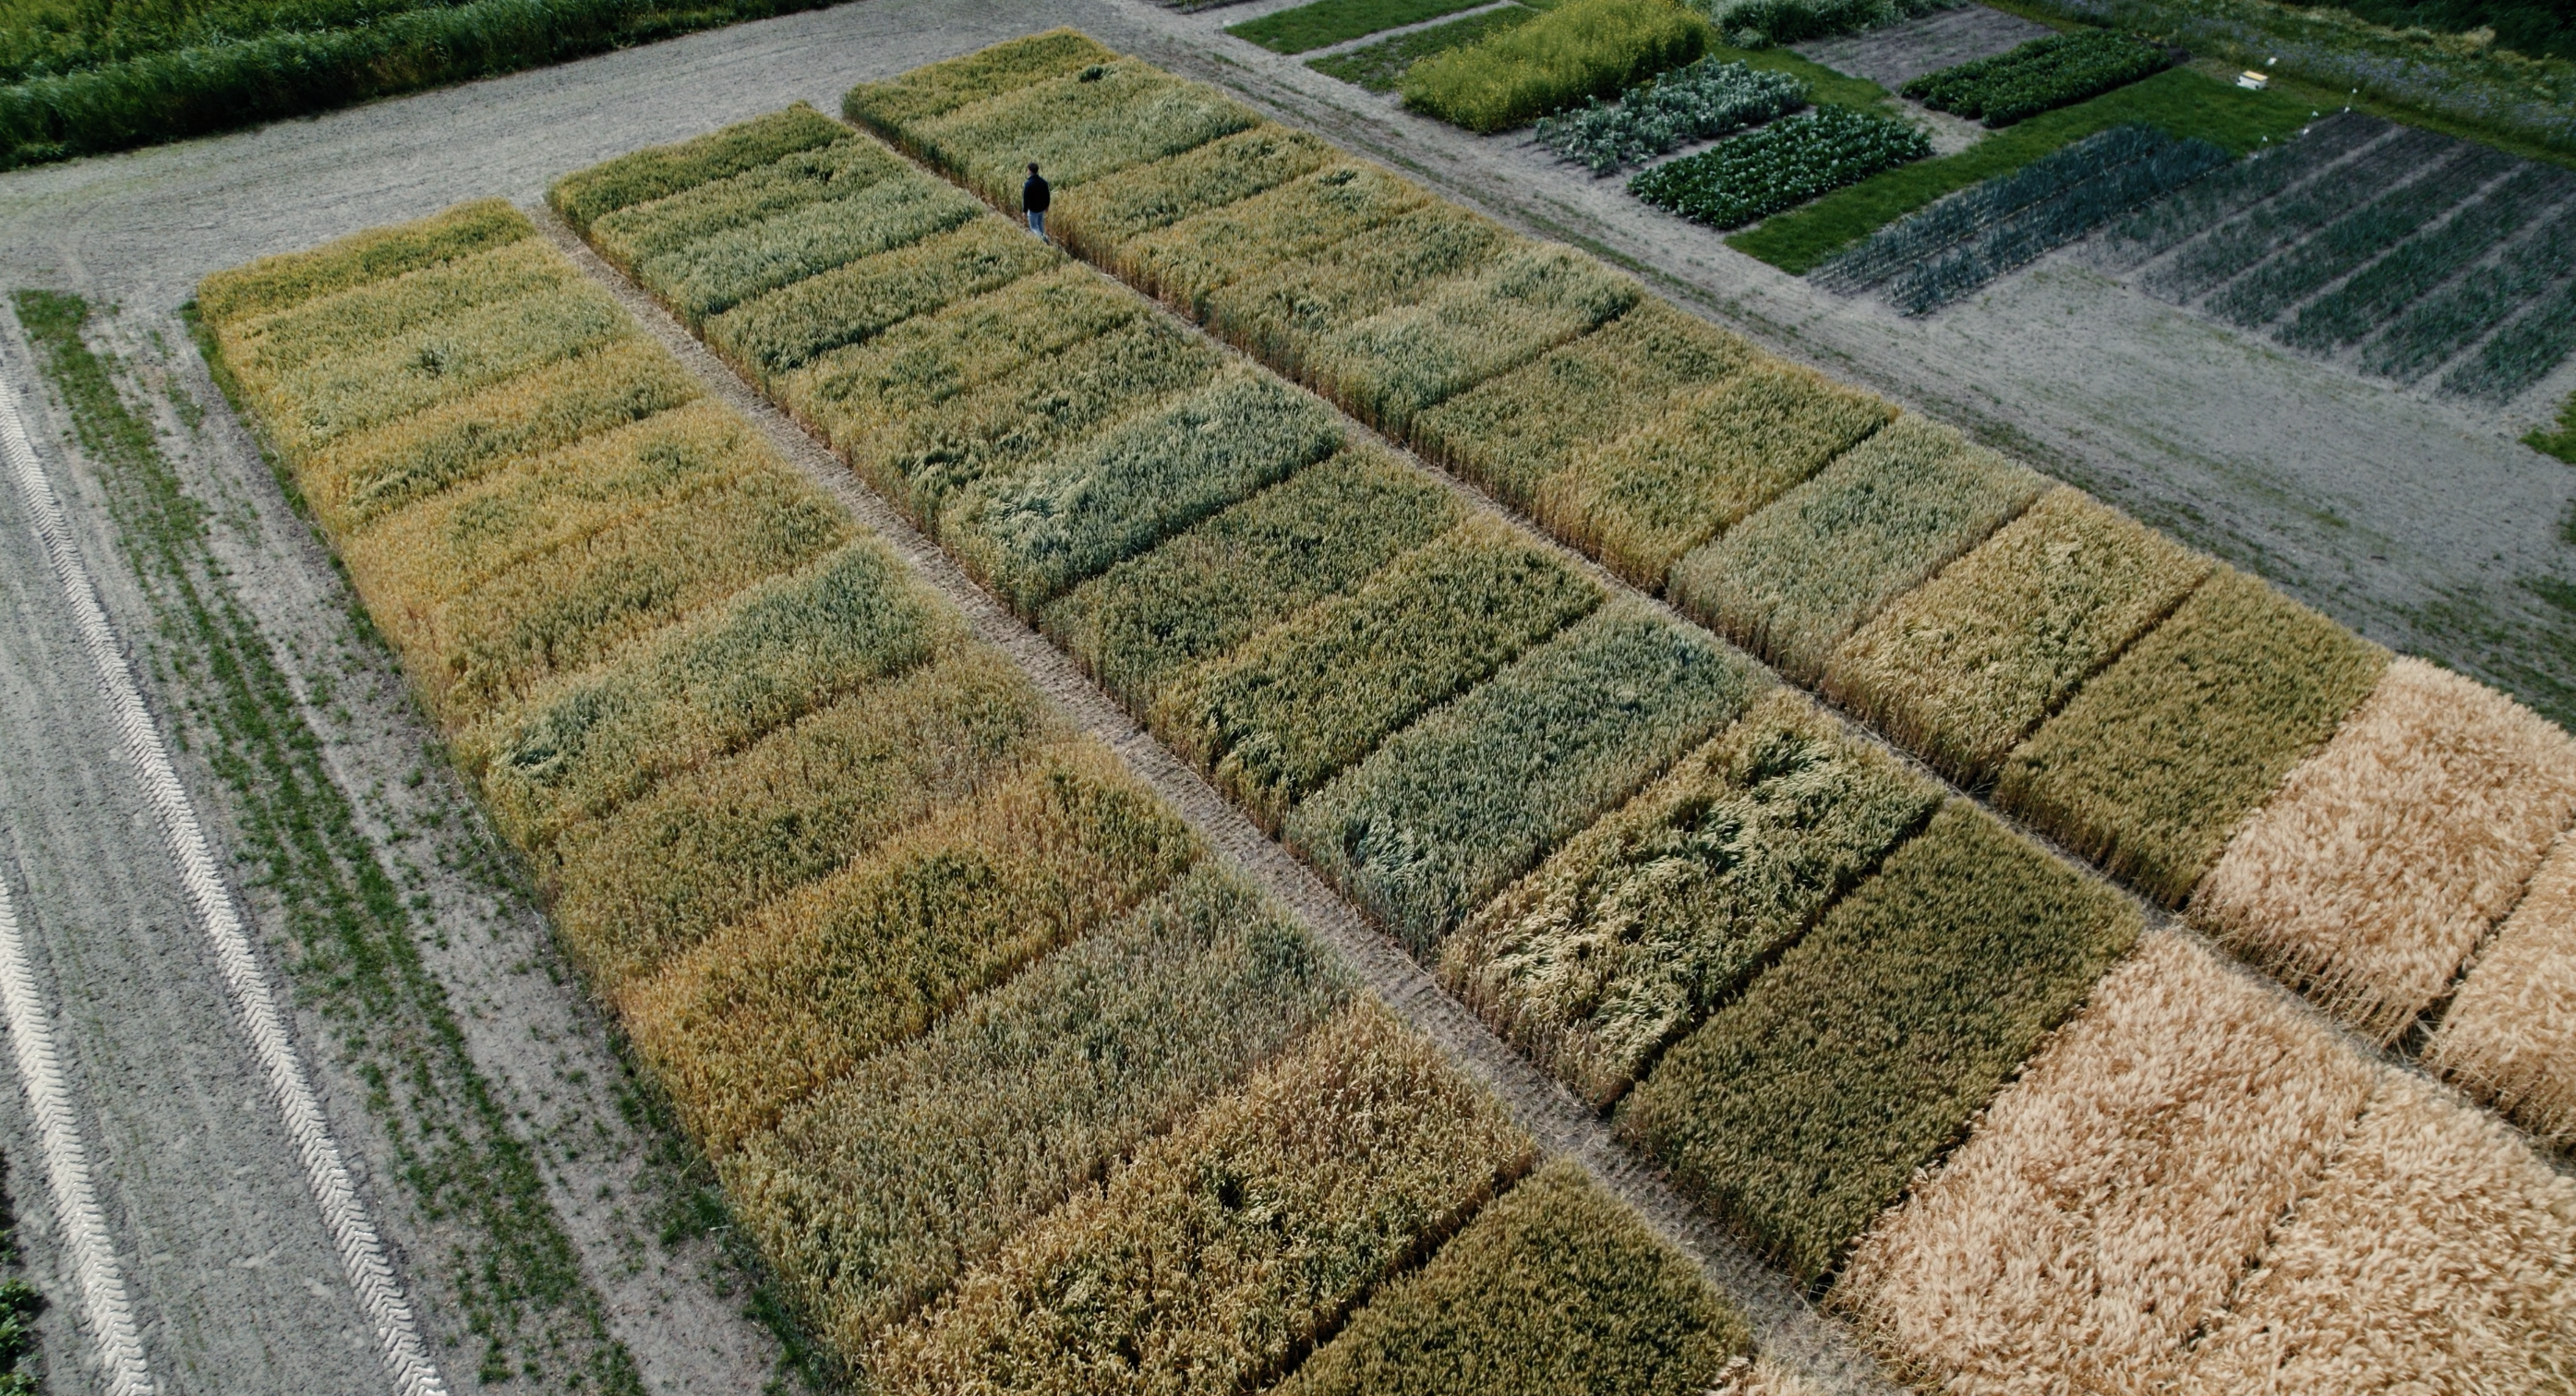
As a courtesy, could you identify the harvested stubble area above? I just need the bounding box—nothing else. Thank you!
[535,41,2576,1389]
[204,193,1763,1391]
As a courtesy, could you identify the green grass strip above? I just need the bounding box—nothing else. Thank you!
[1309,6,1544,92]
[1231,0,1499,54]
[1729,66,2316,274]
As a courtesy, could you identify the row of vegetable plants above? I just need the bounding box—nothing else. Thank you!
[1901,29,2175,126]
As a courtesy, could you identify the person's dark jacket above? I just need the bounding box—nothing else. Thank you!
[1023,173,1051,213]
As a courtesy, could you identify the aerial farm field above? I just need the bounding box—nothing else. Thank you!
[0,0,2571,1394]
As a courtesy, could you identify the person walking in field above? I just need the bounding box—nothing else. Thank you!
[1023,162,1051,240]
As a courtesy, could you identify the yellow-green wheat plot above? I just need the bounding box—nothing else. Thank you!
[842,30,1118,141]
[1822,487,2212,787]
[549,103,849,234]
[904,57,1260,210]
[1123,162,1433,315]
[1051,123,1338,267]
[2426,832,2576,1149]
[197,196,536,321]
[1834,930,2374,1396]
[2190,656,2576,1043]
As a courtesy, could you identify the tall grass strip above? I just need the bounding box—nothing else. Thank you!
[547,648,1051,993]
[1122,162,1433,318]
[1412,297,1751,509]
[343,399,757,612]
[868,1000,1534,1394]
[223,235,578,381]
[2088,111,2387,271]
[587,137,909,274]
[726,865,1352,1352]
[636,170,985,323]
[2190,656,2576,1043]
[2143,125,2452,303]
[2170,1069,2576,1396]
[1992,567,2389,906]
[622,740,1200,1156]
[776,262,1138,463]
[911,63,1262,210]
[1040,445,1461,710]
[1630,106,1931,231]
[1535,57,1809,174]
[1154,517,1602,827]
[1619,799,2142,1283]
[2208,144,2515,329]
[301,336,702,535]
[1200,202,1511,376]
[1048,124,1339,266]
[704,218,1062,379]
[1821,487,2213,787]
[1535,359,1891,589]
[1445,687,1941,1106]
[2281,163,2576,352]
[1833,930,2375,1396]
[1276,1157,1751,1395]
[841,30,1118,140]
[1669,414,2046,686]
[2364,199,2576,383]
[410,470,852,727]
[940,367,1346,612]
[1306,240,1642,432]
[197,197,533,323]
[2426,833,2576,1149]
[1289,597,1768,954]
[548,104,848,235]
[456,539,943,850]
[1401,0,1712,133]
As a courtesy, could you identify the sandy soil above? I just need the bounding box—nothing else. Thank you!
[1793,5,2054,89]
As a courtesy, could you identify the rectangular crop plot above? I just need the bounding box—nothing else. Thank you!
[223,235,577,384]
[2426,833,2576,1149]
[1902,30,2173,127]
[2168,1071,2576,1396]
[1202,202,1512,374]
[1669,413,2046,686]
[2088,111,2387,271]
[621,741,1200,1156]
[1276,1158,1751,1395]
[546,647,1053,993]
[1398,0,1712,134]
[548,105,851,235]
[2365,205,2576,385]
[1122,162,1433,316]
[1227,0,1496,54]
[937,367,1346,612]
[903,59,1261,210]
[1287,596,1767,955]
[632,169,985,323]
[2190,657,2576,1044]
[1412,297,1751,510]
[842,30,1119,138]
[587,138,912,276]
[1535,357,1891,589]
[1041,444,1463,710]
[1152,516,1601,828]
[1444,687,1942,1106]
[1617,798,2141,1283]
[2207,144,2516,330]
[1834,930,2375,1396]
[866,1000,1534,1393]
[726,865,1351,1352]
[2143,125,2453,304]
[1630,106,1931,231]
[1821,487,2213,787]
[1051,124,1338,265]
[704,218,1062,380]
[199,197,536,321]
[1992,567,2388,908]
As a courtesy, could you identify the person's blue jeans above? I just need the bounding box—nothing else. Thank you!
[1027,209,1046,238]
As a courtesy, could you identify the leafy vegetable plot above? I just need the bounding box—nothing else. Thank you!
[1444,688,1941,1105]
[1619,799,2141,1283]
[1631,106,1930,230]
[1277,1159,1751,1395]
[1903,30,2174,127]
[1535,57,1809,174]
[1402,0,1713,133]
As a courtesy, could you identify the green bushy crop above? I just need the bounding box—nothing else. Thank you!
[1631,105,1930,230]
[841,30,1118,140]
[1994,567,2389,906]
[1051,124,1340,264]
[1289,597,1767,954]
[1446,687,1941,1105]
[1154,517,1602,827]
[1619,799,2141,1282]
[1413,298,1749,509]
[548,648,1053,993]
[939,368,1345,612]
[1822,487,2213,786]
[1277,1158,1751,1395]
[1903,30,2173,127]
[726,865,1351,1351]
[587,138,908,274]
[704,218,1060,380]
[1402,0,1712,133]
[1669,414,2046,685]
[549,105,849,235]
[1041,445,1462,709]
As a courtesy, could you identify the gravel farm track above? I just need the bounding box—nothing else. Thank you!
[0,1,2568,1391]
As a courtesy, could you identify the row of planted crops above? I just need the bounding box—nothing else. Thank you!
[193,28,2576,1395]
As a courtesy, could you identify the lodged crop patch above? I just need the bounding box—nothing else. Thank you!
[1400,0,1713,133]
[1619,799,2141,1283]
[1630,105,1930,231]
[1902,30,2174,127]
[1443,687,1941,1105]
